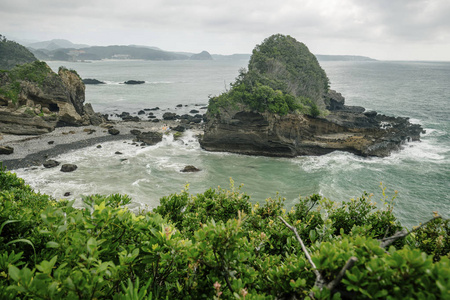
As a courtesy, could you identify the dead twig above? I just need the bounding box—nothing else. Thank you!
[379,215,442,248]
[278,216,357,297]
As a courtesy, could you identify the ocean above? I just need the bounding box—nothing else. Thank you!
[15,59,449,228]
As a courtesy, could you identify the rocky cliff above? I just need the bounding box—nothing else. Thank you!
[200,90,423,157]
[200,34,423,158]
[0,61,103,135]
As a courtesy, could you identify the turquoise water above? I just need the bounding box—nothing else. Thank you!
[15,60,449,228]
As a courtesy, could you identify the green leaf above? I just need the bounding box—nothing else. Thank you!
[8,265,20,282]
[46,241,60,248]
[0,220,20,235]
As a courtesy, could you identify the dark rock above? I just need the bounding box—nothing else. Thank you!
[176,104,183,107]
[151,119,160,123]
[82,78,105,85]
[96,145,102,148]
[124,80,145,84]
[0,146,14,155]
[43,160,60,168]
[364,111,377,118]
[115,151,123,155]
[108,128,120,135]
[136,131,163,145]
[64,192,71,196]
[48,141,55,145]
[122,115,140,122]
[148,115,157,119]
[190,109,200,114]
[61,164,77,172]
[119,112,130,118]
[163,112,178,120]
[130,129,141,136]
[172,125,187,132]
[149,107,160,111]
[192,118,202,124]
[138,110,146,115]
[180,165,201,172]
[200,106,208,109]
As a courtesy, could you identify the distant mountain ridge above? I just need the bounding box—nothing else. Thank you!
[27,39,90,50]
[22,38,377,62]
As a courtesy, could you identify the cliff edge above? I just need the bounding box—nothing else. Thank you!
[0,62,103,135]
[200,34,423,157]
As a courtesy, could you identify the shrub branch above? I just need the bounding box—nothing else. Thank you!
[278,216,357,296]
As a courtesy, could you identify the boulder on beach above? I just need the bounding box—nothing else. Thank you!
[108,128,120,135]
[0,146,14,155]
[130,129,141,136]
[180,165,201,172]
[43,160,60,168]
[61,164,77,172]
[136,131,163,145]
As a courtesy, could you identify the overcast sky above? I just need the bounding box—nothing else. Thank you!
[2,0,450,61]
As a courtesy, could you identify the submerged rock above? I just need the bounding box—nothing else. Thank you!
[180,165,201,172]
[43,160,60,168]
[82,78,105,84]
[123,80,145,85]
[61,164,77,172]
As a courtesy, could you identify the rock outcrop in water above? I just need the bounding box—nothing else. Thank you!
[0,61,104,135]
[200,34,423,157]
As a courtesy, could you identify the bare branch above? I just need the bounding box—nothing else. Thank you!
[326,257,358,291]
[279,216,358,298]
[379,215,442,248]
[278,216,321,279]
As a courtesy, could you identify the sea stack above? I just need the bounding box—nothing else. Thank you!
[200,34,423,157]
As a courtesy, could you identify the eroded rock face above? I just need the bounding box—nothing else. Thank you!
[0,62,105,135]
[200,102,423,158]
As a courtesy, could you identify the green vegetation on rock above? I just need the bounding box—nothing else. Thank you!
[208,34,329,117]
[0,167,449,299]
[0,35,37,71]
[0,61,57,104]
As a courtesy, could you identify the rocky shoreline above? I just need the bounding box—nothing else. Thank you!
[0,119,203,170]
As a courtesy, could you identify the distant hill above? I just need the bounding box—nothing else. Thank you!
[27,39,89,50]
[315,54,376,61]
[211,54,251,61]
[190,51,213,60]
[28,45,190,61]
[0,34,37,70]
[21,38,376,62]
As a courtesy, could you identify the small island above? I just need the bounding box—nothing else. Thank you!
[200,34,423,157]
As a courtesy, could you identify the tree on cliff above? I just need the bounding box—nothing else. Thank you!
[208,34,329,116]
[0,34,37,71]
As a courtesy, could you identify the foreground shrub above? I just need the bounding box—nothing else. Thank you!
[0,168,449,299]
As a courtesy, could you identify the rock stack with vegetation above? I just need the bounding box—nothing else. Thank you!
[0,35,104,135]
[0,168,448,299]
[201,34,423,157]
